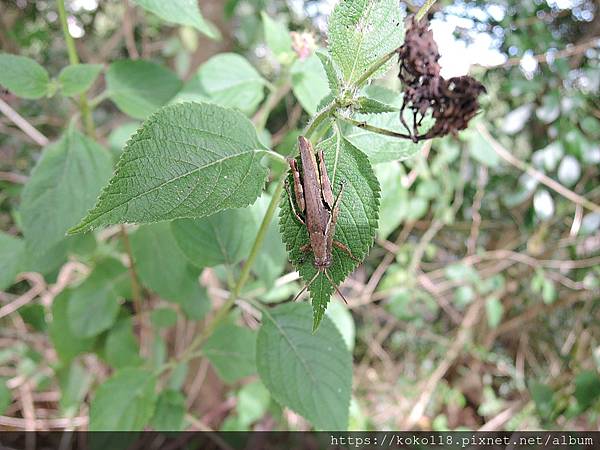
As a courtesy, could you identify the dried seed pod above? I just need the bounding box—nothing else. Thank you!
[396,16,486,142]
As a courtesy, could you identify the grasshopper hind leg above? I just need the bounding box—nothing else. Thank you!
[324,270,348,304]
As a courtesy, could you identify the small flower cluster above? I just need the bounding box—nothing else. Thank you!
[397,16,486,142]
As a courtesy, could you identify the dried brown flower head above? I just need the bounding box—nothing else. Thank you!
[397,16,486,142]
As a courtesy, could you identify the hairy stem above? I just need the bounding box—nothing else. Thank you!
[56,0,96,138]
[336,115,415,140]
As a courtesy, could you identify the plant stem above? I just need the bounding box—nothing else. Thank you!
[56,0,96,138]
[352,50,397,89]
[304,101,336,139]
[162,176,286,372]
[336,115,415,140]
[253,79,292,130]
[416,0,438,21]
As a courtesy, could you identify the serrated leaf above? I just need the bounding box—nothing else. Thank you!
[177,53,266,116]
[20,127,113,258]
[261,12,293,62]
[58,64,103,96]
[203,323,257,384]
[316,51,340,94]
[171,208,258,268]
[342,86,430,163]
[130,223,204,305]
[0,53,49,98]
[0,232,24,290]
[279,133,379,330]
[67,258,129,338]
[105,317,142,369]
[106,60,182,119]
[69,102,268,234]
[150,390,186,431]
[291,52,330,115]
[328,0,404,85]
[133,0,220,40]
[355,96,398,114]
[49,291,96,363]
[256,302,352,430]
[89,367,157,431]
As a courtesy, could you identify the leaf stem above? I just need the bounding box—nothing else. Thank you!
[352,50,397,89]
[416,0,438,22]
[161,176,286,373]
[336,114,415,140]
[304,101,336,139]
[56,0,96,138]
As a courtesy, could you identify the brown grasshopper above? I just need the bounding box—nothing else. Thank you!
[285,136,359,303]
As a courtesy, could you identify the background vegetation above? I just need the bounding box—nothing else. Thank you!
[0,0,599,432]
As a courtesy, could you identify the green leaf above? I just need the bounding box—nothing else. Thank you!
[355,96,398,114]
[279,133,379,330]
[20,127,113,258]
[150,390,186,431]
[67,258,128,338]
[0,53,49,98]
[49,291,96,363]
[133,0,220,40]
[106,60,182,119]
[89,367,157,431]
[316,51,340,95]
[256,302,352,430]
[374,162,408,239]
[0,232,24,290]
[261,12,293,62]
[466,128,500,168]
[105,317,142,369]
[171,208,257,268]
[236,381,270,427]
[58,64,103,96]
[485,296,503,329]
[131,223,204,305]
[203,323,257,384]
[342,86,427,163]
[325,301,356,351]
[181,53,266,116]
[328,0,404,85]
[530,381,555,421]
[0,380,11,415]
[150,308,178,329]
[250,194,287,287]
[574,371,600,411]
[57,361,92,417]
[291,53,330,115]
[69,102,268,234]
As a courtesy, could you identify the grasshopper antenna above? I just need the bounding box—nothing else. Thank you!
[293,271,320,302]
[324,270,348,305]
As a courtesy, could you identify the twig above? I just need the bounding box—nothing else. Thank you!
[0,274,45,319]
[476,122,600,213]
[482,38,600,69]
[467,165,488,255]
[415,0,438,21]
[123,0,139,59]
[404,298,482,429]
[252,79,292,130]
[0,171,28,184]
[0,98,49,147]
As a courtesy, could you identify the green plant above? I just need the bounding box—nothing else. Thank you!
[2,0,597,434]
